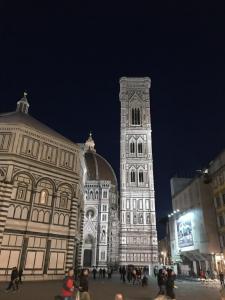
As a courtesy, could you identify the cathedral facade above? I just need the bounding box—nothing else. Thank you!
[80,134,119,268]
[0,94,83,280]
[119,77,158,270]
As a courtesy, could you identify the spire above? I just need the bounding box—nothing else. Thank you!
[84,132,96,152]
[16,91,30,114]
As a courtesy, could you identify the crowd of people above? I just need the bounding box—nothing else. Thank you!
[119,266,148,287]
[155,267,176,300]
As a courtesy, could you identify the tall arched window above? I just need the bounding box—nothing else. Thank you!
[131,108,141,125]
[138,142,143,154]
[44,211,50,223]
[139,171,144,183]
[38,210,44,222]
[32,209,38,222]
[8,205,15,218]
[40,190,48,205]
[54,213,59,224]
[95,191,99,200]
[130,142,135,154]
[21,207,28,220]
[90,191,93,199]
[130,170,136,183]
[14,206,22,219]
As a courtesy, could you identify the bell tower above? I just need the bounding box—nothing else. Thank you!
[119,77,158,270]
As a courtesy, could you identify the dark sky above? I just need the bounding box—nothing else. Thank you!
[0,1,225,238]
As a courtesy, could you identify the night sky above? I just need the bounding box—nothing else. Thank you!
[0,2,225,238]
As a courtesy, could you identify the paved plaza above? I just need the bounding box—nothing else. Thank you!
[0,275,222,300]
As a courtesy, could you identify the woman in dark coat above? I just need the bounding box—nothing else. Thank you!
[166,269,176,299]
[79,269,89,292]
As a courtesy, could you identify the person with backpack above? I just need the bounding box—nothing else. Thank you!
[61,268,75,300]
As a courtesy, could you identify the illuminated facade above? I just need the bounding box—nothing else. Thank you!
[169,176,220,275]
[0,94,83,280]
[80,134,119,268]
[119,77,158,269]
[209,150,225,271]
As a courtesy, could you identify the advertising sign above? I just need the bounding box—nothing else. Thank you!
[177,215,194,248]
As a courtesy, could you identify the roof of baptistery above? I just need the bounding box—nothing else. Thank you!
[0,93,74,145]
[84,133,118,187]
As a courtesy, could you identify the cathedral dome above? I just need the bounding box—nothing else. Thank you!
[84,134,117,186]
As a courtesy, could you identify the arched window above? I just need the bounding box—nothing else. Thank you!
[138,142,143,154]
[40,190,48,205]
[130,142,135,154]
[8,205,15,218]
[32,209,38,222]
[59,214,64,225]
[139,171,144,183]
[90,191,93,199]
[131,108,141,125]
[54,213,59,224]
[60,193,68,209]
[95,191,99,200]
[38,210,44,222]
[14,206,22,219]
[130,170,136,183]
[64,215,69,226]
[21,207,28,220]
[126,213,130,224]
[44,211,50,223]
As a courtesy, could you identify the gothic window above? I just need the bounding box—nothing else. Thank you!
[130,142,135,154]
[131,107,141,125]
[60,193,68,209]
[54,213,59,224]
[32,209,38,222]
[126,213,130,224]
[130,170,136,183]
[139,171,144,183]
[59,214,64,225]
[102,214,107,222]
[64,215,69,226]
[139,199,143,210]
[44,211,50,223]
[138,142,143,154]
[145,199,150,210]
[8,205,15,218]
[100,251,105,260]
[14,206,22,219]
[38,210,44,222]
[89,191,93,199]
[40,190,48,205]
[95,191,99,200]
[21,207,28,220]
[102,205,107,212]
[103,190,108,198]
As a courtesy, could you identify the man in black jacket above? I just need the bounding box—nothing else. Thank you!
[6,267,19,292]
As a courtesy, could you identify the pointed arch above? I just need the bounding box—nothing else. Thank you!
[8,205,15,218]
[21,207,28,220]
[14,206,22,219]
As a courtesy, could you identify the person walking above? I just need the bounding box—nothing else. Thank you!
[157,269,167,295]
[99,268,103,279]
[92,267,97,280]
[79,269,91,300]
[102,268,106,279]
[166,269,176,300]
[61,268,75,300]
[220,272,225,286]
[122,266,126,283]
[6,267,19,292]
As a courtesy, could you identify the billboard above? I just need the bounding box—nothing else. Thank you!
[177,214,194,248]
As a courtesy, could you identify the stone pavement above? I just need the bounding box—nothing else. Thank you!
[0,275,221,300]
